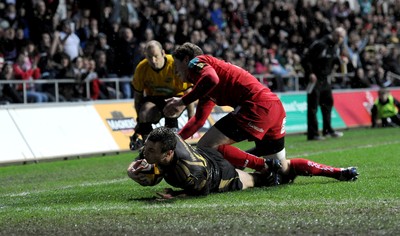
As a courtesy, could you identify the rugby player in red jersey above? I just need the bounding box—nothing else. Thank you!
[163,42,358,183]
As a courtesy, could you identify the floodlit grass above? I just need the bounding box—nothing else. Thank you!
[1,128,399,235]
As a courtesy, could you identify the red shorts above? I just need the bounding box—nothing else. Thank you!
[232,92,286,140]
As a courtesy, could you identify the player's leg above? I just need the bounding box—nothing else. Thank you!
[320,87,336,136]
[247,138,358,182]
[307,84,321,140]
[197,125,236,149]
[241,170,282,188]
[202,113,261,166]
[136,102,160,137]
[236,170,255,189]
[164,117,178,131]
[287,158,358,181]
[206,147,279,192]
[130,101,162,150]
[390,114,400,126]
[246,137,289,173]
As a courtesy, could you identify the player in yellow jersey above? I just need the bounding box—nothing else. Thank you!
[129,40,194,150]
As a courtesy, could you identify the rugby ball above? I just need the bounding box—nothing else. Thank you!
[139,164,163,186]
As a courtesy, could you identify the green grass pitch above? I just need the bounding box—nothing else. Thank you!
[1,128,399,235]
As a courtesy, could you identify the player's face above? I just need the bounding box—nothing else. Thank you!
[174,58,189,82]
[143,141,169,165]
[146,46,165,70]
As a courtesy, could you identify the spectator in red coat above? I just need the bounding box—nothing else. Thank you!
[13,52,49,103]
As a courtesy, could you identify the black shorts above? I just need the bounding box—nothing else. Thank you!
[143,96,179,127]
[198,147,243,192]
[142,96,171,111]
[214,114,285,156]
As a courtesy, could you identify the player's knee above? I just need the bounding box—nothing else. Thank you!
[280,159,290,174]
[264,148,289,173]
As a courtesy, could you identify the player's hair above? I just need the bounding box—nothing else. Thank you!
[173,42,203,61]
[147,127,177,153]
[145,40,163,51]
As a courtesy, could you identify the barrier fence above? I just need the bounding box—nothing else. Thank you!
[2,70,400,106]
[2,87,400,165]
[0,72,370,104]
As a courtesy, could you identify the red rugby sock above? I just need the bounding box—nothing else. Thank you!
[217,145,265,171]
[290,158,341,178]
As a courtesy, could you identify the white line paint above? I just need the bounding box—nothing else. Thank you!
[1,140,398,199]
[3,199,400,213]
[287,140,400,158]
[1,178,127,197]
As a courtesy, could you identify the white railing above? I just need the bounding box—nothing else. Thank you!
[0,77,131,103]
[0,71,379,104]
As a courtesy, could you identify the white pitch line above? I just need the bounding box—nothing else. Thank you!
[3,199,400,213]
[1,140,398,199]
[1,178,127,198]
[287,140,400,158]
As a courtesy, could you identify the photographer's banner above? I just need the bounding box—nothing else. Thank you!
[333,88,400,127]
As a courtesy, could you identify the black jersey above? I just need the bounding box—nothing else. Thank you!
[159,134,242,196]
[303,35,340,78]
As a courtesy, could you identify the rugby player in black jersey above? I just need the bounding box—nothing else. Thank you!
[127,127,281,199]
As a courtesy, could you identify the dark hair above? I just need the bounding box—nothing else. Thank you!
[378,88,388,95]
[172,42,203,61]
[147,127,177,153]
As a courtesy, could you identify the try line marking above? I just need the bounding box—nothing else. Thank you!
[1,140,398,198]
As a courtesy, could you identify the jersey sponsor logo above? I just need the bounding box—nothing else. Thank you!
[307,161,334,172]
[247,122,264,133]
[281,117,286,134]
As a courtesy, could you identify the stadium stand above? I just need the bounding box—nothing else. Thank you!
[1,0,400,104]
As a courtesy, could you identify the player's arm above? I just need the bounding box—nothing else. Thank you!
[184,88,195,119]
[163,66,218,118]
[156,188,188,200]
[132,63,145,116]
[158,170,209,199]
[178,99,215,140]
[127,153,163,186]
[181,66,219,105]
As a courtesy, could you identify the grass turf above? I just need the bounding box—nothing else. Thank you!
[0,127,399,235]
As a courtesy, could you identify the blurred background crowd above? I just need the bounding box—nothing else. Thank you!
[1,0,400,103]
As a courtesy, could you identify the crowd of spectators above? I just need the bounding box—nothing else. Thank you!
[1,0,400,104]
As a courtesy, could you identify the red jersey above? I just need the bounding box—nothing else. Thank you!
[181,55,278,106]
[179,55,283,140]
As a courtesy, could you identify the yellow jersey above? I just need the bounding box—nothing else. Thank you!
[132,54,192,97]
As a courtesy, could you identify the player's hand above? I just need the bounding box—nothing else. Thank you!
[127,160,152,184]
[163,97,186,118]
[309,73,317,83]
[156,188,187,200]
